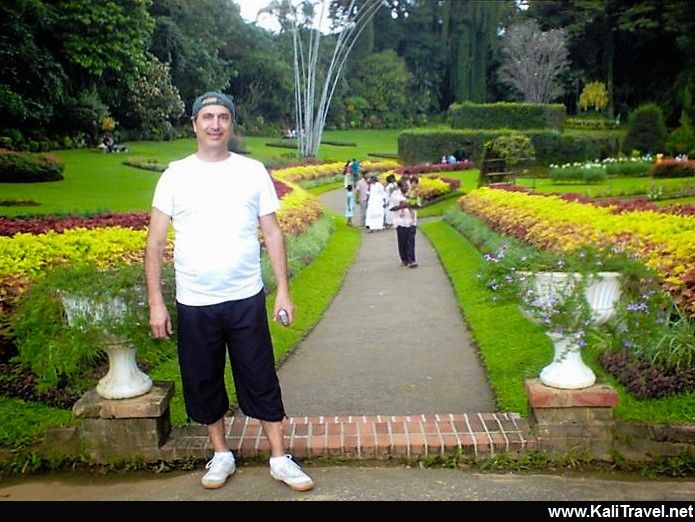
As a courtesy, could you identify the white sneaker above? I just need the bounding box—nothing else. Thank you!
[201,452,236,489]
[269,455,314,491]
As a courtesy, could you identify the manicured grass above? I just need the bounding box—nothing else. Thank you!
[151,215,361,426]
[655,195,695,206]
[0,130,403,217]
[417,191,464,218]
[0,149,163,216]
[5,125,692,217]
[306,181,343,196]
[421,220,550,414]
[516,174,695,199]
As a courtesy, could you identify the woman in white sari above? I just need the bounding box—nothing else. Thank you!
[365,175,386,231]
[383,174,397,228]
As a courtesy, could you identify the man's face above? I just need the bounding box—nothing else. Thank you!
[192,105,232,150]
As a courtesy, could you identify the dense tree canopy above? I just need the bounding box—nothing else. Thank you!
[1,0,693,146]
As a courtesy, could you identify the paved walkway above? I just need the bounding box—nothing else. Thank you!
[277,189,496,415]
[2,466,693,501]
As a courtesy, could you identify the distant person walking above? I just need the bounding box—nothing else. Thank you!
[343,160,351,188]
[384,174,397,229]
[345,184,355,226]
[350,158,360,187]
[355,172,370,227]
[389,179,418,268]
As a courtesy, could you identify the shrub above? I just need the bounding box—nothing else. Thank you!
[665,113,695,156]
[398,129,619,165]
[651,159,695,178]
[565,117,618,131]
[622,103,667,155]
[549,163,607,183]
[122,159,166,172]
[449,102,565,130]
[490,133,536,168]
[603,158,652,177]
[0,151,64,182]
[579,81,609,112]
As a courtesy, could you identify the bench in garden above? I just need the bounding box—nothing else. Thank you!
[482,158,515,185]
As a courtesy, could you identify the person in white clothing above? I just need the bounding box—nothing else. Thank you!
[383,174,397,228]
[365,175,386,231]
[145,91,313,493]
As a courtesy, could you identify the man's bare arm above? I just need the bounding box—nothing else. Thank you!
[145,208,173,339]
[259,213,294,324]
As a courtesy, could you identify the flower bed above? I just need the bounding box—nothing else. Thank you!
[460,187,695,315]
[0,181,317,321]
[271,160,399,183]
[393,160,473,175]
[0,213,150,237]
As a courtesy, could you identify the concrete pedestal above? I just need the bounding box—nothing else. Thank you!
[526,378,618,461]
[72,381,174,463]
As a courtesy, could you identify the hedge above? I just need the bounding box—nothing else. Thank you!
[0,151,64,182]
[398,129,620,165]
[448,102,566,131]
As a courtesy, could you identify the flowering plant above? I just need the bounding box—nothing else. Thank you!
[480,243,646,348]
[10,262,176,390]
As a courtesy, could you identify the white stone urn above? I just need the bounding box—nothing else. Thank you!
[61,295,152,400]
[523,272,621,390]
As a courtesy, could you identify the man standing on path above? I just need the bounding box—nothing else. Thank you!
[389,179,418,267]
[144,91,314,492]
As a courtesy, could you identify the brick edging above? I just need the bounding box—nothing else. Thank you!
[161,412,534,461]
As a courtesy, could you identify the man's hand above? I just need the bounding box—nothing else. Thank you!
[149,302,173,339]
[274,292,294,326]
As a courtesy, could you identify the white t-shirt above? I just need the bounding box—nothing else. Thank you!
[152,153,279,306]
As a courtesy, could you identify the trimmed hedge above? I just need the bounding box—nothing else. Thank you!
[0,151,64,182]
[449,102,566,131]
[398,129,620,165]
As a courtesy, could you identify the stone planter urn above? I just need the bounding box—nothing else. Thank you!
[62,295,152,400]
[523,272,621,390]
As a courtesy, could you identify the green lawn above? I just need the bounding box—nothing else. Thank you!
[516,174,695,199]
[0,130,404,217]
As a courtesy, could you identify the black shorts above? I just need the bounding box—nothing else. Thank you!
[176,290,285,425]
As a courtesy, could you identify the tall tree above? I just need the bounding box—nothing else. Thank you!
[527,0,685,120]
[497,20,569,103]
[446,0,511,103]
[351,50,412,126]
[54,0,153,82]
[0,0,66,128]
[149,0,241,109]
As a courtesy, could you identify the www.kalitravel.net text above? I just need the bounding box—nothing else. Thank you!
[548,504,694,519]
